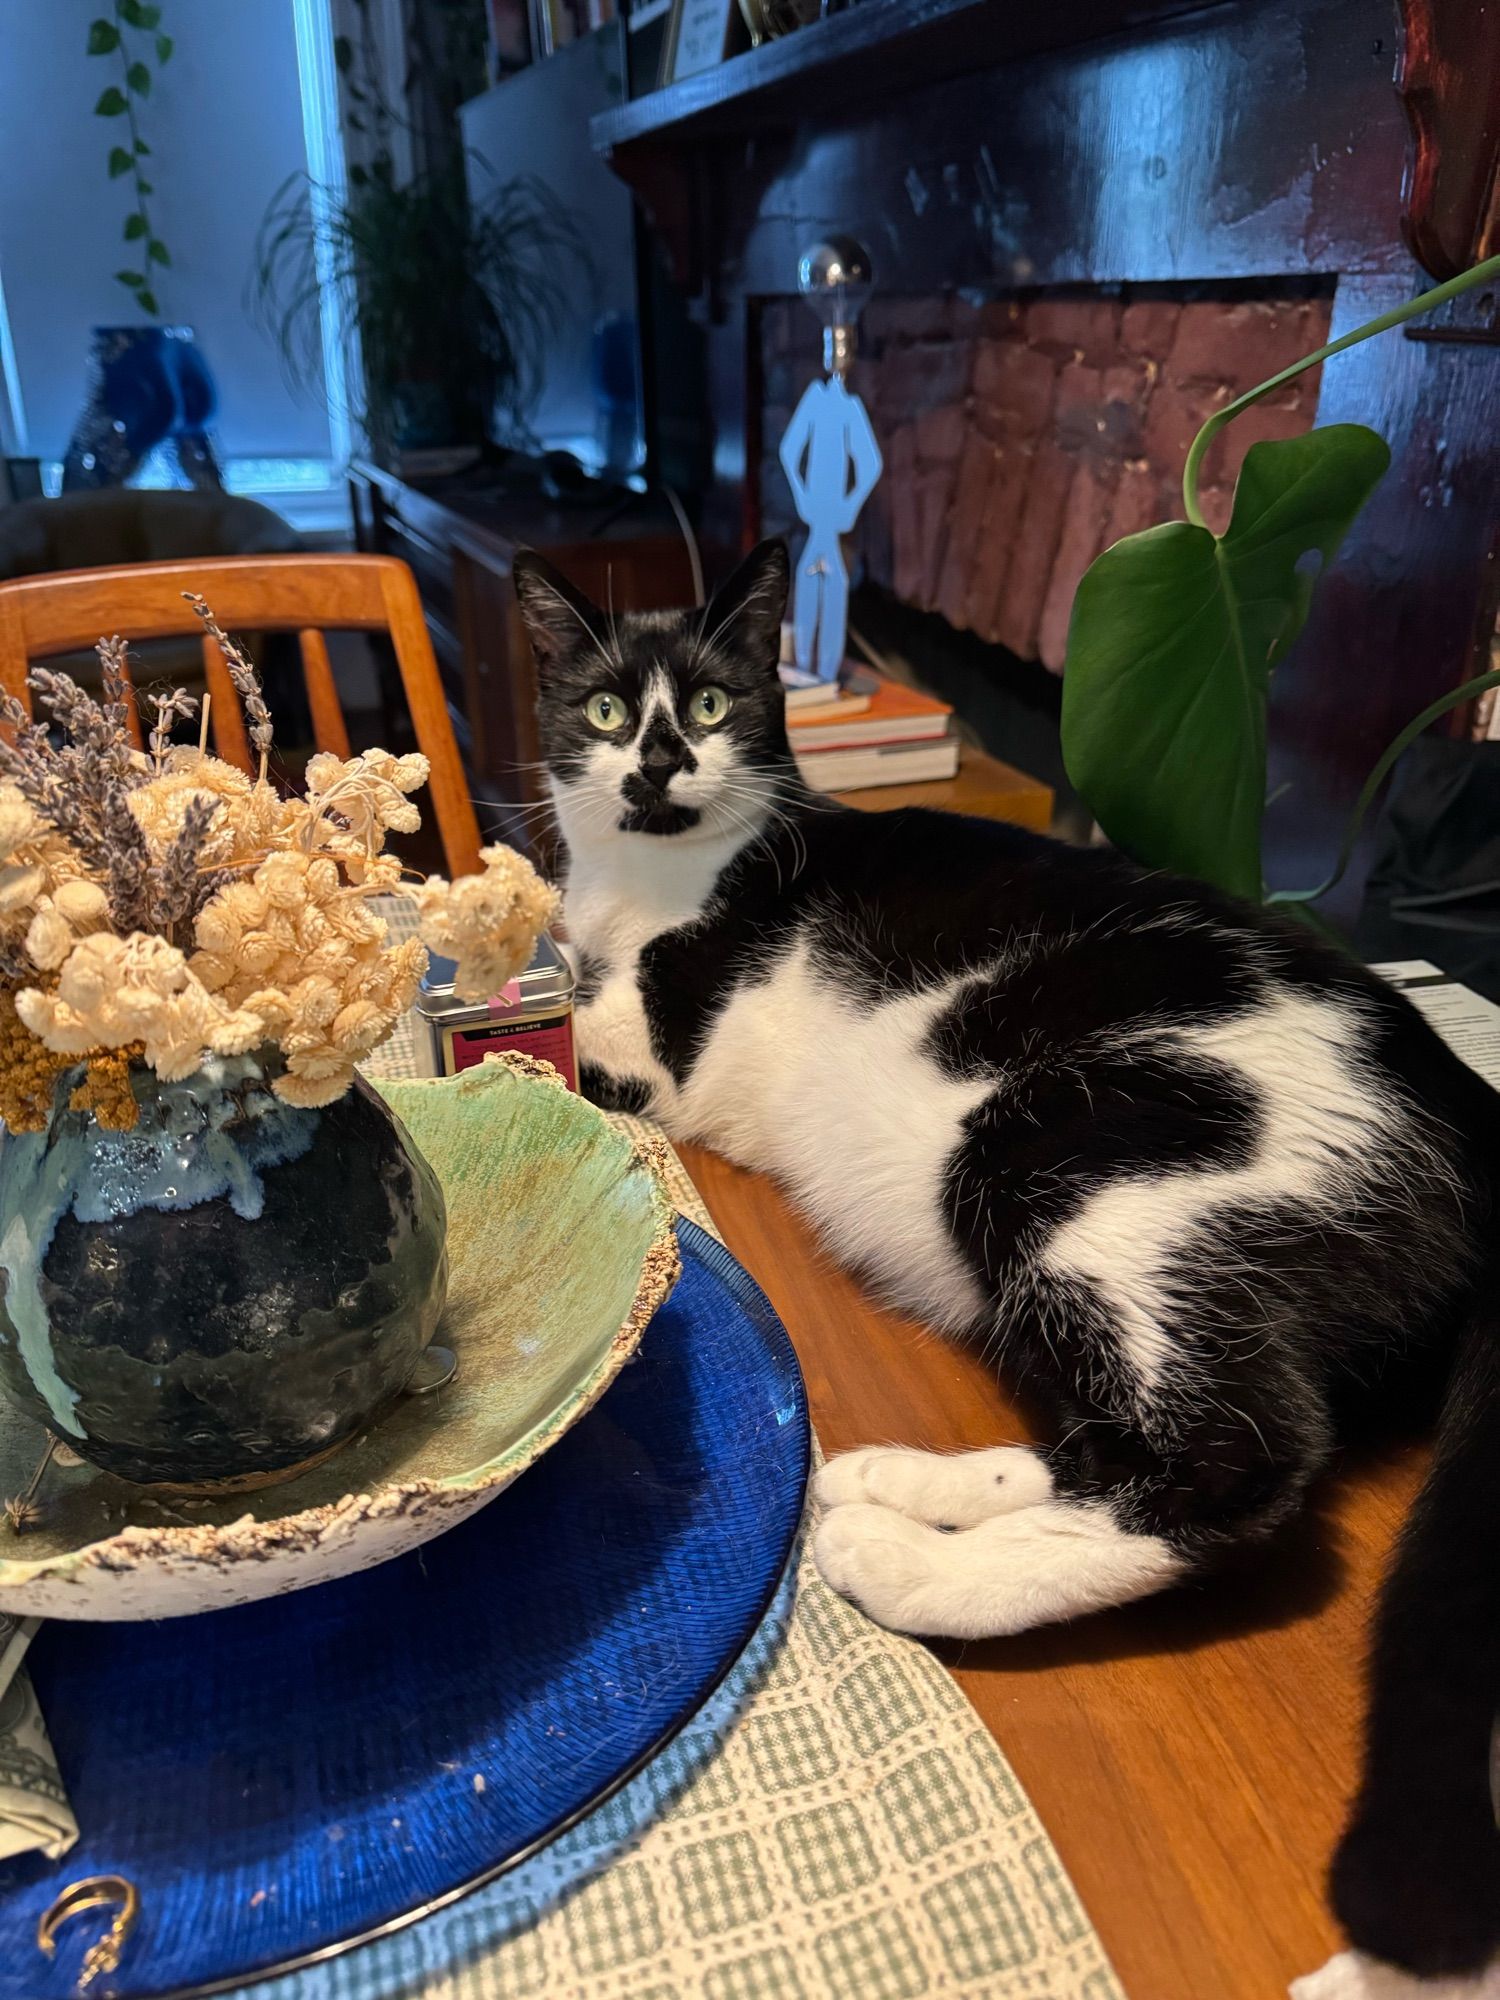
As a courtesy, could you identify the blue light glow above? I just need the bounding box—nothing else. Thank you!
[0,256,28,455]
[291,0,358,470]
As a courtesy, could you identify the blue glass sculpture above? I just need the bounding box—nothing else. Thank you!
[61,326,223,493]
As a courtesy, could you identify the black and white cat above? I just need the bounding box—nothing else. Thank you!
[513,539,1500,1978]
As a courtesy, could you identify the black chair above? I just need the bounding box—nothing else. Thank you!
[0,489,305,722]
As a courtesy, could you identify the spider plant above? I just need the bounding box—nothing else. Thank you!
[251,157,586,460]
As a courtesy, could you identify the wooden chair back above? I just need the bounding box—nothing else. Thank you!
[0,552,481,878]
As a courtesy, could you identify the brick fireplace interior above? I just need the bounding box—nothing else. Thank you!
[759,285,1335,820]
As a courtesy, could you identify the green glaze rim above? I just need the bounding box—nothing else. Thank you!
[0,1056,680,1596]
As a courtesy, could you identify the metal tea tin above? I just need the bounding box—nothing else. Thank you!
[414,931,577,1086]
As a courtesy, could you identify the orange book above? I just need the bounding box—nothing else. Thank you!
[788,673,953,751]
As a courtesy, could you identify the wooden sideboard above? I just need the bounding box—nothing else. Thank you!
[349,462,698,854]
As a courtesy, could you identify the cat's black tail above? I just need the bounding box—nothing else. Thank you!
[1331,1267,1500,1976]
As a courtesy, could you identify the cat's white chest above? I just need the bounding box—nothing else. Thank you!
[562,834,735,1112]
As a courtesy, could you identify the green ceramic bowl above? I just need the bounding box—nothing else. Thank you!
[0,1056,679,1621]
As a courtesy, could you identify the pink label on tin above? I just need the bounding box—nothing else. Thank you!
[449,1012,577,1089]
[487,979,524,1009]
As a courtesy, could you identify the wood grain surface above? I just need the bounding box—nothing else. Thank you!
[676,1139,1425,2000]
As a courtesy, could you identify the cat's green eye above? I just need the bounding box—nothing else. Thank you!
[689,686,733,728]
[584,690,630,733]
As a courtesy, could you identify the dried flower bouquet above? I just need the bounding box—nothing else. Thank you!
[0,600,557,1132]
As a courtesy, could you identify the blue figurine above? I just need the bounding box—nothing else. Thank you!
[778,240,883,681]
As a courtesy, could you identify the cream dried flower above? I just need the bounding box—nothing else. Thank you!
[416,844,559,1004]
[0,784,41,864]
[331,999,394,1055]
[0,787,53,917]
[0,784,81,889]
[299,749,430,857]
[18,932,266,1082]
[24,909,75,973]
[275,1058,357,1109]
[189,846,428,1106]
[25,878,111,972]
[0,782,88,977]
[0,862,45,917]
[132,753,287,877]
[53,879,111,927]
[352,851,405,895]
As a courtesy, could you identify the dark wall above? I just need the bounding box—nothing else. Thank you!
[611,0,1497,914]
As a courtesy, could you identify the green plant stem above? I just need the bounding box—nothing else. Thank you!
[114,2,158,307]
[1266,665,1500,907]
[1181,253,1500,529]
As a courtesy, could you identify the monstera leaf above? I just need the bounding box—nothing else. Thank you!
[1061,425,1390,900]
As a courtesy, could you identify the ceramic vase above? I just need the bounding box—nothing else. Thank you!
[0,1055,447,1492]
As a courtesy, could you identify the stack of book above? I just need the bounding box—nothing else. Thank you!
[780,652,958,794]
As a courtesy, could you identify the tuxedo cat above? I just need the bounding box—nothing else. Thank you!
[513,539,1500,1978]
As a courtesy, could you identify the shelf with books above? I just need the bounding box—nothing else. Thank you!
[796,735,961,793]
[781,659,956,790]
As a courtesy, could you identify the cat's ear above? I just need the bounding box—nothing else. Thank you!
[700,540,788,675]
[513,550,605,676]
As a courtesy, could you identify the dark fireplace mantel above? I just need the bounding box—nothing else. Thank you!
[596,0,1499,915]
[595,0,1220,161]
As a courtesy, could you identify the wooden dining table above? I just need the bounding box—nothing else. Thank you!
[675,1138,1425,2000]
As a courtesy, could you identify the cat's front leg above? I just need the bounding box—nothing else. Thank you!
[571,964,673,1118]
[578,1061,658,1115]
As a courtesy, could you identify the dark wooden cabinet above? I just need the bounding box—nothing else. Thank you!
[349,462,697,855]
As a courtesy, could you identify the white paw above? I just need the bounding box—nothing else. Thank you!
[813,1504,948,1634]
[813,1445,1053,1528]
[814,1498,1185,1640]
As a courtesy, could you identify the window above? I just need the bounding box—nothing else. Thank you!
[0,0,350,529]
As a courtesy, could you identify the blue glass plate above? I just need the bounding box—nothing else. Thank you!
[0,1220,809,2000]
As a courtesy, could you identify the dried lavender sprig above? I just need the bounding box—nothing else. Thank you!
[190,864,236,922]
[0,683,94,841]
[0,689,68,825]
[182,594,274,770]
[1,688,30,722]
[94,636,141,787]
[7,668,153,931]
[147,688,200,768]
[29,666,144,815]
[151,792,217,941]
[102,790,153,934]
[28,667,116,760]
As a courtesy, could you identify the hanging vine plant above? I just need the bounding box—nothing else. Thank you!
[88,0,174,318]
